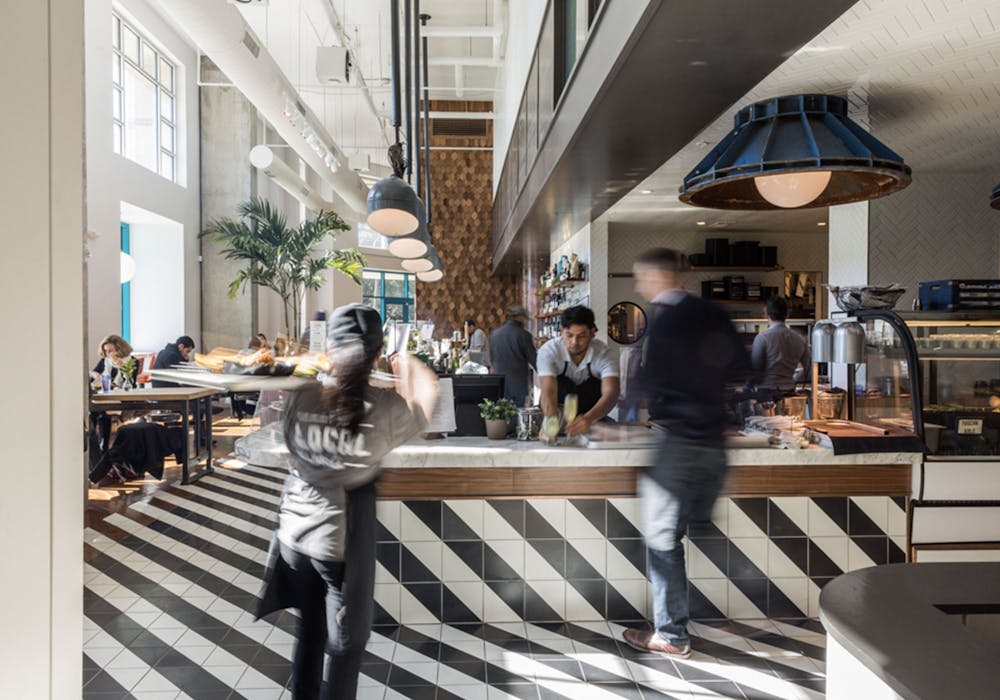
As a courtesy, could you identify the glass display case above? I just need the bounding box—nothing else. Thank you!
[853,310,922,438]
[897,311,1000,458]
[858,310,1000,558]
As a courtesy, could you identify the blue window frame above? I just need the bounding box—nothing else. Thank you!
[120,222,131,343]
[361,270,415,323]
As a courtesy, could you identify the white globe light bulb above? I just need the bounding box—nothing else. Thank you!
[754,170,832,208]
[120,251,136,283]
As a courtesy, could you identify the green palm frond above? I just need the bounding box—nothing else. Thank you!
[202,198,366,336]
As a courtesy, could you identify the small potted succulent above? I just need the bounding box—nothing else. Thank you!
[478,397,517,440]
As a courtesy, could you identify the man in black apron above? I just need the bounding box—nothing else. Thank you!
[536,305,620,438]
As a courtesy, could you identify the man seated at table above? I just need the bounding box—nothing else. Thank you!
[537,306,620,438]
[152,335,195,388]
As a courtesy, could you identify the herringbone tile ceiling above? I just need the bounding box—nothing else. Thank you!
[609,0,1000,230]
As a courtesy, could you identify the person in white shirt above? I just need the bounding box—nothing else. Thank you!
[464,318,489,366]
[537,305,620,437]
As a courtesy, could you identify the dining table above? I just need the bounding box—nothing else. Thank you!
[89,386,219,484]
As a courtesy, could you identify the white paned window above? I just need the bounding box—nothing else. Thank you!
[111,12,178,181]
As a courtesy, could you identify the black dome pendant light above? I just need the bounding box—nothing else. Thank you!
[366,0,420,236]
[679,94,911,210]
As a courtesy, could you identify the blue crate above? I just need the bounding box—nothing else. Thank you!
[919,279,1000,311]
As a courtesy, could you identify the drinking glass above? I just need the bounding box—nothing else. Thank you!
[542,414,561,445]
[563,394,578,427]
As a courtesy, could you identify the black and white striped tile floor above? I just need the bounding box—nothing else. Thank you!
[83,462,827,699]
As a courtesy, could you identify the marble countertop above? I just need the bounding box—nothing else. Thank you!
[380,436,922,468]
[235,425,921,469]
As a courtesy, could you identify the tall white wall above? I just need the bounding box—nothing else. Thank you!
[0,0,85,695]
[85,0,200,366]
[493,0,547,190]
[128,218,185,351]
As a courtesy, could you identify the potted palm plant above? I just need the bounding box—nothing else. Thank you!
[203,197,366,342]
[478,398,517,440]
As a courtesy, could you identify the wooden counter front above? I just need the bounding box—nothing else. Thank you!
[377,462,913,500]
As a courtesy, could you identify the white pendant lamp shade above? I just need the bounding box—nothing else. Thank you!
[754,170,832,208]
[366,176,420,236]
[387,229,430,258]
[417,268,443,282]
[401,256,433,272]
[120,251,137,283]
[413,244,443,281]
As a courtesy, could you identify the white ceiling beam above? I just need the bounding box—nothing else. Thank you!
[421,26,502,37]
[428,111,494,119]
[156,0,368,216]
[427,56,501,67]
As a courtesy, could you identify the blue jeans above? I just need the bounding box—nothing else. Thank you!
[639,436,727,646]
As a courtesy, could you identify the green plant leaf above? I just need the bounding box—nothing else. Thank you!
[201,198,364,331]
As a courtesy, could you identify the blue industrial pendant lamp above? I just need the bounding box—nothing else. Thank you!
[990,183,1000,210]
[679,94,911,210]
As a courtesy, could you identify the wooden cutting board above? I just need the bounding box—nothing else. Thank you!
[804,420,890,437]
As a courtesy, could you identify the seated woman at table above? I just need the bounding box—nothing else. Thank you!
[89,334,139,390]
[88,334,140,466]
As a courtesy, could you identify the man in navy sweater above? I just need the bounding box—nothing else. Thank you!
[622,248,750,658]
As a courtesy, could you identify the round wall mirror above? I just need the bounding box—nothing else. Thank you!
[607,302,648,345]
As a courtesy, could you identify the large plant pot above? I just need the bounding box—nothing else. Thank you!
[485,418,508,440]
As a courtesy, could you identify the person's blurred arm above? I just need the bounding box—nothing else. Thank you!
[539,375,559,418]
[391,352,440,425]
[566,376,620,436]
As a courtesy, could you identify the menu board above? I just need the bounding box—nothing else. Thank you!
[424,377,457,434]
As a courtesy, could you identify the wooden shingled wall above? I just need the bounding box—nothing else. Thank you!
[415,100,522,337]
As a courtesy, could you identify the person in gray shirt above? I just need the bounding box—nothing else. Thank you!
[489,304,538,408]
[750,297,810,393]
[259,304,439,700]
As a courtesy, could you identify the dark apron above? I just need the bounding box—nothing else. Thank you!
[556,360,603,416]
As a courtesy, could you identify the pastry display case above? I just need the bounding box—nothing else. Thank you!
[856,310,1000,558]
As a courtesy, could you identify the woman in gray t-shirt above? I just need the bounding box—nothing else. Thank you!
[260,304,438,699]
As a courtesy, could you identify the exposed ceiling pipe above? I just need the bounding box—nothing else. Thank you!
[421,13,432,225]
[156,0,368,216]
[413,0,422,202]
[404,0,413,183]
[494,0,507,63]
[249,145,335,212]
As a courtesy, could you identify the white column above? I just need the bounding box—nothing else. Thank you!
[0,0,85,696]
[828,81,871,393]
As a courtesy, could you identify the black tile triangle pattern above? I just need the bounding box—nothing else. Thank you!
[84,464,829,698]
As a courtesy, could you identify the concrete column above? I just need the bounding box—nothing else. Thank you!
[199,56,256,351]
[0,0,85,695]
